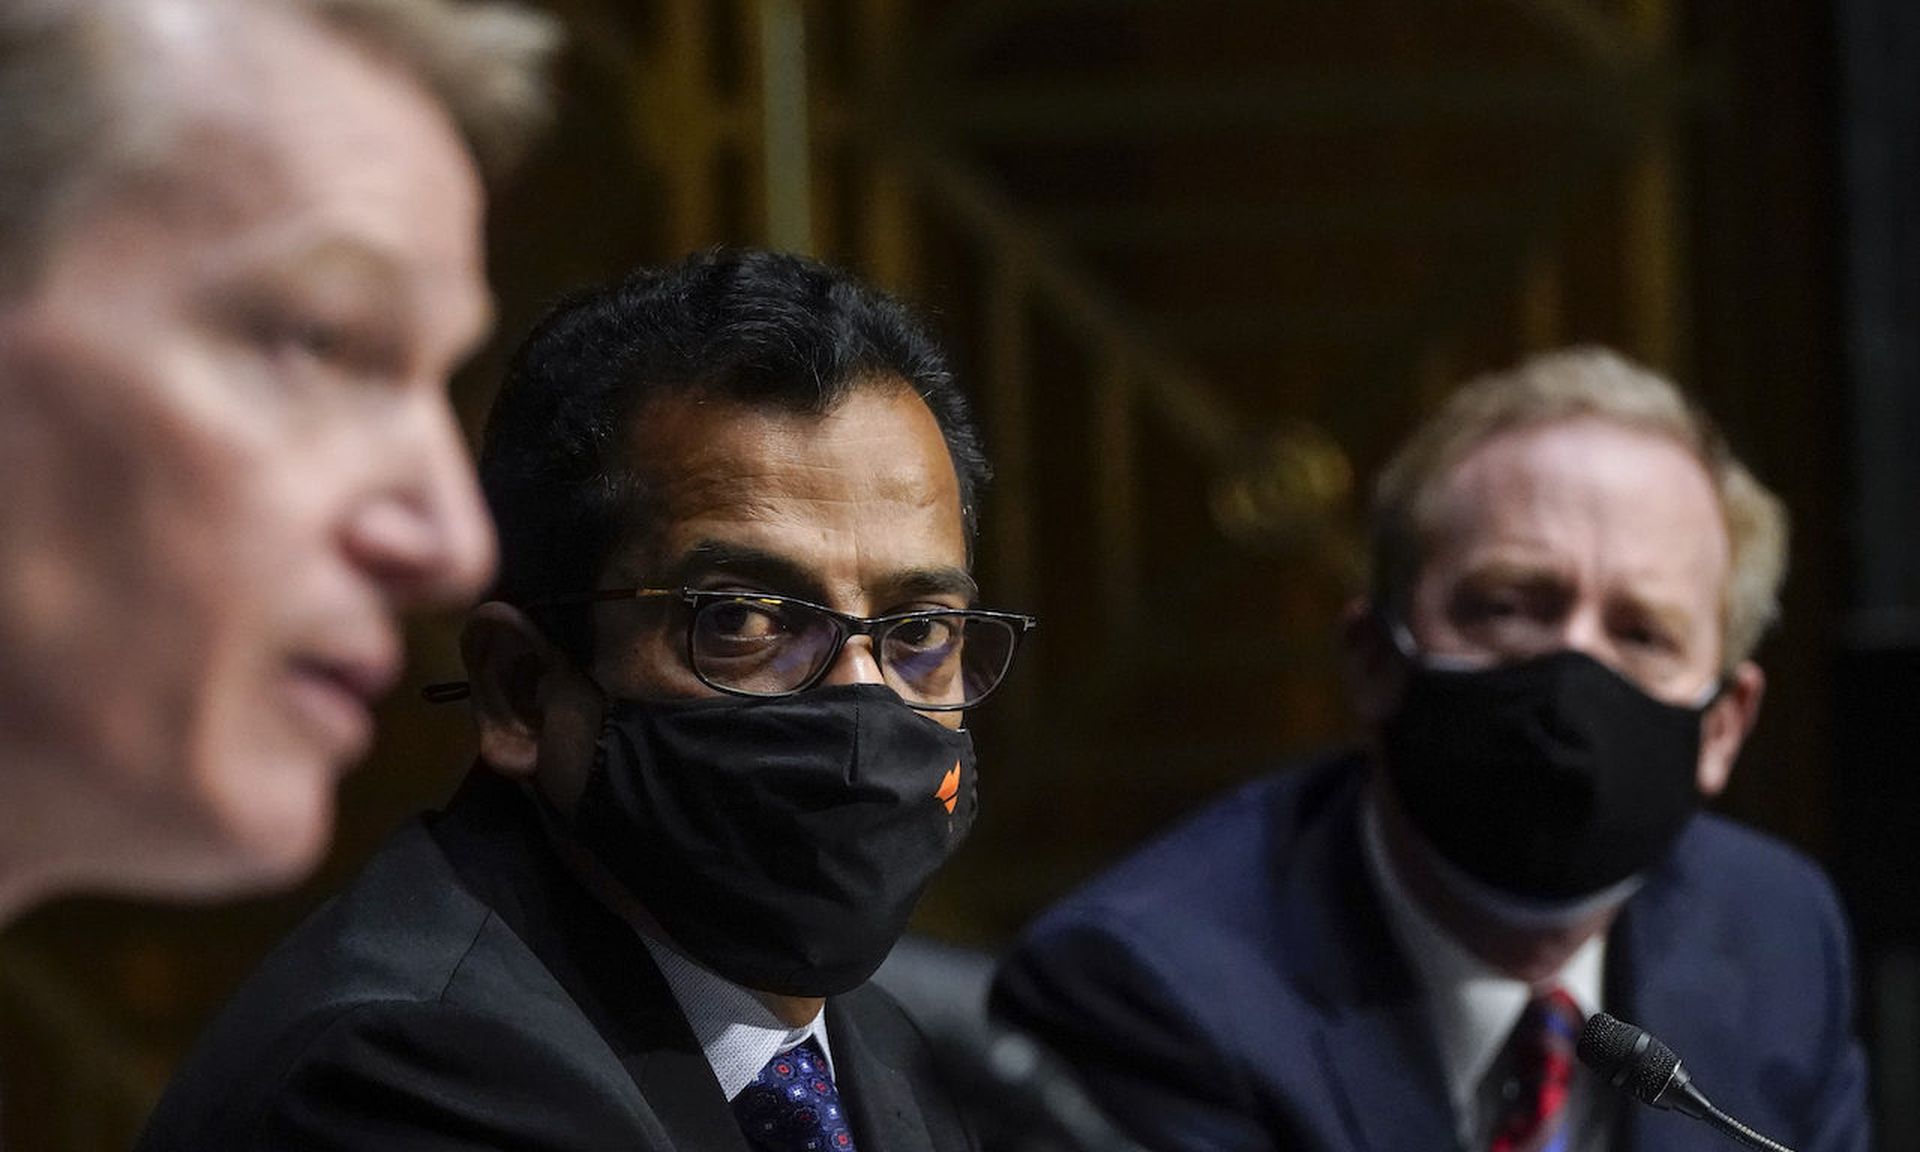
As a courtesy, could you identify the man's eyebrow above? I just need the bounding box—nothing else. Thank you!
[659,542,829,600]
[202,239,403,338]
[1453,558,1572,591]
[251,237,408,306]
[883,566,980,604]
[290,238,496,370]
[218,237,494,368]
[653,543,979,606]
[1609,587,1697,636]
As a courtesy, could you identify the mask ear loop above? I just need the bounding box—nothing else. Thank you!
[512,665,624,840]
[1384,616,1418,660]
[1380,613,1483,674]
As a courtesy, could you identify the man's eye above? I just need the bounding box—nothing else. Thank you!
[1618,624,1675,651]
[251,312,400,379]
[702,601,786,642]
[245,310,336,360]
[891,617,958,652]
[1460,592,1523,620]
[286,322,344,359]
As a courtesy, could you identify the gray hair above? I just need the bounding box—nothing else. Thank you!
[1369,347,1790,669]
[0,0,561,288]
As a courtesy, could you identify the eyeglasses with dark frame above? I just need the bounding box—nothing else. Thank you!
[547,587,1037,710]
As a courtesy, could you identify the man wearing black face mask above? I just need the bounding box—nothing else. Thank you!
[139,249,1031,1151]
[993,348,1869,1152]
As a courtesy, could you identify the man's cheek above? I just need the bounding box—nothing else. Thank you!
[611,629,709,700]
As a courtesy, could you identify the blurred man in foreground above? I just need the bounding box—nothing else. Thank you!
[0,0,556,916]
[995,349,1869,1152]
[139,249,1033,1149]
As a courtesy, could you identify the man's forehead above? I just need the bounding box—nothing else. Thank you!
[122,0,326,129]
[1417,417,1732,599]
[96,0,490,334]
[606,386,967,573]
[626,385,956,491]
[1428,418,1722,525]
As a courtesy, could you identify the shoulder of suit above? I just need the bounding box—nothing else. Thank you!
[215,818,578,1031]
[1026,748,1364,922]
[290,820,505,998]
[1656,811,1848,925]
[137,830,630,1151]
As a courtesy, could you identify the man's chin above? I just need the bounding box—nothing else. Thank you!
[1371,771,1641,935]
[133,755,342,901]
[1423,839,1643,933]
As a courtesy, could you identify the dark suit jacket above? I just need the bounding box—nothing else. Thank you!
[991,752,1870,1152]
[138,771,977,1152]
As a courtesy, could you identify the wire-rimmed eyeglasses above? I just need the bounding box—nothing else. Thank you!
[548,587,1037,710]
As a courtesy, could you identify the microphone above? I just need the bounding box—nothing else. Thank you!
[1576,1012,1797,1152]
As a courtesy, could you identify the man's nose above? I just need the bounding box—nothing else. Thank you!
[1547,611,1643,682]
[820,634,888,687]
[1559,610,1608,661]
[343,400,496,607]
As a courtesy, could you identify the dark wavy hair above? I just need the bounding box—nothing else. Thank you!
[479,248,990,661]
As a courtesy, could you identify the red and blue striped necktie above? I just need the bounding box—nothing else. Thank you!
[1488,987,1584,1152]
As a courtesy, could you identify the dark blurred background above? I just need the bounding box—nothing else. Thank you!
[4,0,1916,1146]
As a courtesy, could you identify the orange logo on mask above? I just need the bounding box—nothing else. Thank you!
[935,762,961,814]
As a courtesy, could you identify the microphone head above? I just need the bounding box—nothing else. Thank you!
[1577,1012,1680,1105]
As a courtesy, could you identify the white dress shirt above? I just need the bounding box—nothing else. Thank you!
[1361,797,1617,1152]
[638,934,838,1101]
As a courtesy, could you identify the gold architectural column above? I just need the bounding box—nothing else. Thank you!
[754,0,814,253]
[648,0,723,252]
[1622,0,1684,373]
[854,0,916,293]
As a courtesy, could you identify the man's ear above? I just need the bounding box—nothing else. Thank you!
[1341,597,1406,726]
[461,602,572,779]
[1697,659,1765,798]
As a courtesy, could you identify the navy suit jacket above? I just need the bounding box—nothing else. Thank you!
[991,752,1870,1152]
[138,771,976,1152]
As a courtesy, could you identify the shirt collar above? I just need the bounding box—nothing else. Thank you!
[1360,791,1605,1120]
[638,934,837,1100]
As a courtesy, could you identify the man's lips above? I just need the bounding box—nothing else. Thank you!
[284,649,402,762]
[310,651,403,703]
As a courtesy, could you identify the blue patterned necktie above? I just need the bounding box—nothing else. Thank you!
[733,1037,858,1152]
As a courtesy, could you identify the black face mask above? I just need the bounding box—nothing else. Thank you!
[1380,646,1713,901]
[571,682,976,998]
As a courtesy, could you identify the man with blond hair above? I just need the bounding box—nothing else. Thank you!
[0,0,557,918]
[994,348,1870,1152]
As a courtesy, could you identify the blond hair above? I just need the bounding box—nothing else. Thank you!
[299,0,561,180]
[1369,347,1789,668]
[0,0,561,286]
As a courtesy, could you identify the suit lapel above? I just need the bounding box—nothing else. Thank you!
[433,770,750,1152]
[1290,768,1462,1152]
[828,992,938,1152]
[1608,836,1747,1152]
[610,955,751,1152]
[1318,997,1461,1152]
[630,1030,752,1152]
